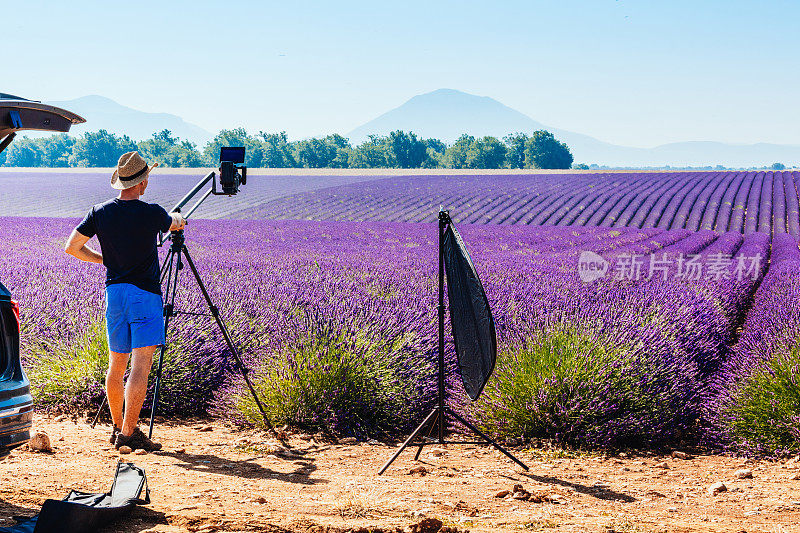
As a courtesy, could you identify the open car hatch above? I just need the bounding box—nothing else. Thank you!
[0,93,86,154]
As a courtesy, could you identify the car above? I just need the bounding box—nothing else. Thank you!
[1,94,84,458]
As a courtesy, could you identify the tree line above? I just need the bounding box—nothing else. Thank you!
[0,128,574,169]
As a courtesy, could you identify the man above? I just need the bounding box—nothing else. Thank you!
[65,151,186,452]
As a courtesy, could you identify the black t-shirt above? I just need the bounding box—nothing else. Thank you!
[76,199,172,295]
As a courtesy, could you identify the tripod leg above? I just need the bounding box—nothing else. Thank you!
[378,408,439,475]
[149,248,178,439]
[447,408,529,471]
[179,247,282,441]
[90,396,108,429]
[148,343,169,439]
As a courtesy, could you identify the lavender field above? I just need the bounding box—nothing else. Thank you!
[234,171,800,236]
[4,170,800,237]
[2,216,798,453]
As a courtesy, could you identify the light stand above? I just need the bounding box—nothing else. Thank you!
[378,210,528,475]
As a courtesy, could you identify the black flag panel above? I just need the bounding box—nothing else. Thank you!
[442,223,497,400]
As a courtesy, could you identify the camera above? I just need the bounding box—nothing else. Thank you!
[216,146,247,195]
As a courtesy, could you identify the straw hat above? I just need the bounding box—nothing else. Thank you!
[110,151,158,190]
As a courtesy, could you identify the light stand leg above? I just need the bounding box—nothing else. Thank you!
[448,408,528,470]
[378,408,439,475]
[413,410,439,460]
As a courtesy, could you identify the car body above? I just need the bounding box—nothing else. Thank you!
[0,281,32,459]
[0,94,84,457]
[0,93,85,154]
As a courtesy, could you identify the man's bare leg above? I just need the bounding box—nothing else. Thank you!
[106,351,130,430]
[121,345,156,437]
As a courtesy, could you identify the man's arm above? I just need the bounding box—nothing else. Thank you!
[64,229,103,264]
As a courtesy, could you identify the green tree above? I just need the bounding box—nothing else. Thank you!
[523,130,573,169]
[294,137,340,168]
[259,131,297,167]
[203,128,264,167]
[349,135,389,168]
[772,162,786,170]
[324,134,352,168]
[3,137,44,166]
[41,134,76,167]
[467,136,507,168]
[444,134,475,169]
[69,130,137,167]
[503,133,528,169]
[173,140,205,167]
[387,130,427,168]
[422,138,446,168]
[573,163,590,170]
[137,129,180,166]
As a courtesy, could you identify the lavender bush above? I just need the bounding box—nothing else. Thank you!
[708,233,800,454]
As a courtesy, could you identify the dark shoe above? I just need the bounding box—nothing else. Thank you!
[110,426,120,445]
[115,427,162,452]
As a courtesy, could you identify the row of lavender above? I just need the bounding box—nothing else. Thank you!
[234,171,800,237]
[0,217,796,452]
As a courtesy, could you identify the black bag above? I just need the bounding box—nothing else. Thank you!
[442,223,497,400]
[1,462,150,533]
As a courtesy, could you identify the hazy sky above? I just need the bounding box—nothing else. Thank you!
[5,0,799,147]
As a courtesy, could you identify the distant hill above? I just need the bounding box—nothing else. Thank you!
[348,89,800,168]
[46,95,213,145]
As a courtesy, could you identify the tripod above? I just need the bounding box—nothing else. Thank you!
[147,228,278,439]
[378,211,528,474]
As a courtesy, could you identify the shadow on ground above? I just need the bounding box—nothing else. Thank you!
[158,449,327,485]
[516,471,636,502]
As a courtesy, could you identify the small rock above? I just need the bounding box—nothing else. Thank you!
[197,425,213,432]
[789,473,800,480]
[340,437,358,445]
[708,481,727,496]
[118,445,133,455]
[134,448,148,455]
[618,452,628,458]
[667,507,678,512]
[512,491,530,501]
[405,517,443,533]
[251,496,267,504]
[408,465,427,476]
[655,461,669,469]
[28,431,52,452]
[174,447,186,454]
[544,493,567,504]
[430,447,447,457]
[494,490,510,498]
[671,451,688,459]
[53,414,66,422]
[735,468,753,479]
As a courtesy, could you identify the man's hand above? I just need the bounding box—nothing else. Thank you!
[64,229,103,264]
[169,212,187,231]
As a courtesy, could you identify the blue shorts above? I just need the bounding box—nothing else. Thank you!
[105,283,165,353]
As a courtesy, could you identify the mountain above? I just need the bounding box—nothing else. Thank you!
[46,95,213,145]
[348,89,800,167]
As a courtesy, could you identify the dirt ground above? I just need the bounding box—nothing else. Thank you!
[1,416,800,533]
